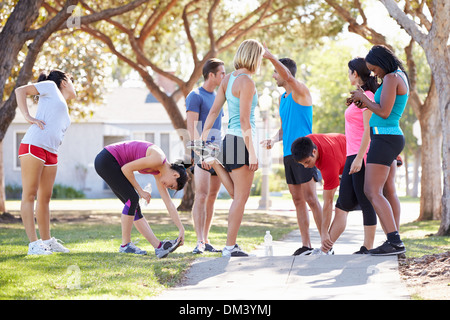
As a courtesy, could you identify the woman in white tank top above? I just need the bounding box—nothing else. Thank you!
[15,70,76,255]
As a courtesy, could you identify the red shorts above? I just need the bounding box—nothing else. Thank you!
[18,144,58,166]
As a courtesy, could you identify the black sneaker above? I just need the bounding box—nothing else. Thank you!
[353,246,370,254]
[369,240,406,256]
[204,243,222,253]
[292,246,313,256]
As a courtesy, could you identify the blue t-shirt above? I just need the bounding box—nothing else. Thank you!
[186,87,223,143]
[279,92,313,156]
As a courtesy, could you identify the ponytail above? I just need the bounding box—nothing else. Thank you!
[38,72,49,82]
[170,155,193,191]
[38,69,73,89]
[348,57,379,94]
[361,75,379,94]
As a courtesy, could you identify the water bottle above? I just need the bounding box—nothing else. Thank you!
[264,230,273,256]
[139,184,152,208]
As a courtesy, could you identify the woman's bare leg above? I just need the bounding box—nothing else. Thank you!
[226,166,254,246]
[20,155,45,242]
[35,165,57,241]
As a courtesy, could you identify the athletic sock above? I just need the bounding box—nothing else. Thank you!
[157,242,162,249]
[387,231,401,244]
[225,245,235,250]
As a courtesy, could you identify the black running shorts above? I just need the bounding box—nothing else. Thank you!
[367,129,405,166]
[283,155,320,185]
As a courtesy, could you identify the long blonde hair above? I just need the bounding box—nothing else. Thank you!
[233,39,264,73]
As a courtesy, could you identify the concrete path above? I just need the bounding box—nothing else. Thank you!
[154,233,409,300]
[153,201,418,300]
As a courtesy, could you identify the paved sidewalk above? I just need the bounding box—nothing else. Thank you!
[155,241,409,300]
[153,202,417,300]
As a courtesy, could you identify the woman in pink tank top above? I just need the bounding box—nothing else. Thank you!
[319,58,379,255]
[95,140,192,258]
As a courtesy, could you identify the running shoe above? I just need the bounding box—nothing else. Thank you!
[186,140,220,158]
[192,242,205,254]
[353,246,370,254]
[292,246,313,256]
[119,242,147,255]
[28,239,53,255]
[155,238,180,258]
[311,247,334,255]
[369,240,406,256]
[204,243,222,253]
[43,237,70,253]
[222,244,248,257]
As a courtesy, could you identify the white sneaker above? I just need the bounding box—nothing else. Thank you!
[28,240,53,255]
[192,241,205,254]
[43,237,70,253]
[311,247,334,255]
[222,244,248,257]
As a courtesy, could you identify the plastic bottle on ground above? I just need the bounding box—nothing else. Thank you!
[264,230,273,256]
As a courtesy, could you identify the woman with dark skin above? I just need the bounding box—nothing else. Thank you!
[350,45,409,256]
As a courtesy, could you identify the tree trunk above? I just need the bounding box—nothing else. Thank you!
[0,141,6,213]
[422,7,450,234]
[434,68,450,235]
[417,85,442,220]
[412,148,421,198]
[0,0,44,139]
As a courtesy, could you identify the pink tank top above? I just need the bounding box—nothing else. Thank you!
[344,90,374,157]
[105,140,165,175]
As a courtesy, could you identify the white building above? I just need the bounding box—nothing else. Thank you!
[3,84,280,199]
[3,85,191,198]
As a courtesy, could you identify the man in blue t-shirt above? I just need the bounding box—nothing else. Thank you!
[186,58,225,254]
[261,45,323,256]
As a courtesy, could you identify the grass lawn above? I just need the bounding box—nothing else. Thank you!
[400,220,450,258]
[0,205,297,300]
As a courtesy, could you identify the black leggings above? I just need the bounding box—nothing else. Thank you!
[335,155,377,226]
[94,148,143,220]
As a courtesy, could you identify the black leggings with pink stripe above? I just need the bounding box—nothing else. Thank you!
[94,148,143,220]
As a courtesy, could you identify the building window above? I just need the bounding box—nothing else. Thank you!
[14,132,26,169]
[160,133,170,159]
[145,133,155,143]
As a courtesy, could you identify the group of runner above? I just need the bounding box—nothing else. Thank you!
[15,39,408,258]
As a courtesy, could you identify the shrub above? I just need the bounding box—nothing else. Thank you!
[5,184,85,199]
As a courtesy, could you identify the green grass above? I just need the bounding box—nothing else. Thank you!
[0,209,297,300]
[400,219,450,258]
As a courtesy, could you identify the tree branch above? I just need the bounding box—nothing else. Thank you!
[207,0,220,54]
[182,0,201,65]
[26,0,148,39]
[138,0,179,47]
[216,0,272,48]
[325,0,391,49]
[379,0,428,46]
